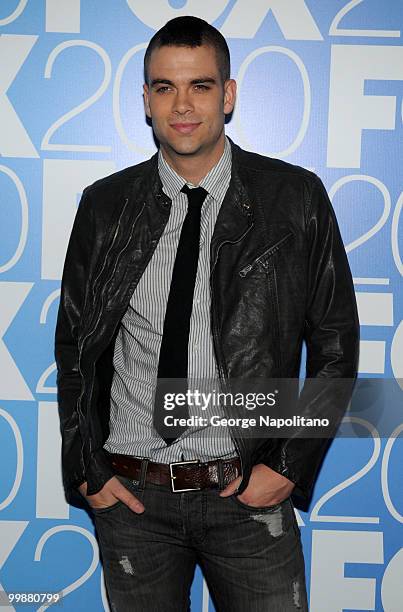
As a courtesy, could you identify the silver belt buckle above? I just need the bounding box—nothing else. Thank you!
[169,459,201,493]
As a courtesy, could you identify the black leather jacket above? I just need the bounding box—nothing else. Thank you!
[55,138,359,505]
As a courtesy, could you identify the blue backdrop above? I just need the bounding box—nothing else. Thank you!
[0,1,402,610]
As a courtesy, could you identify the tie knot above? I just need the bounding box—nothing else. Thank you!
[181,184,208,210]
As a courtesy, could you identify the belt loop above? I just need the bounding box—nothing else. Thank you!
[138,458,149,490]
[217,459,225,490]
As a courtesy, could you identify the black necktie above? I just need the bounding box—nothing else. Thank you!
[153,185,208,444]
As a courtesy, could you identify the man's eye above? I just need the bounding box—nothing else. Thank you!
[194,84,209,91]
[156,86,171,93]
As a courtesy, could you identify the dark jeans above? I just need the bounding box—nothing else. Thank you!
[93,475,308,612]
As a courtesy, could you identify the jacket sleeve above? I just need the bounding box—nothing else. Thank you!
[260,174,360,500]
[55,187,94,504]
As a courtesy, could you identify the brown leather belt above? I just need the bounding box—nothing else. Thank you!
[108,452,241,493]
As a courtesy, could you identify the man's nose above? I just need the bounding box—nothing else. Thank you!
[172,89,194,114]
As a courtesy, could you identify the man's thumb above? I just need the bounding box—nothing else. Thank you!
[219,476,241,497]
[125,492,145,514]
[114,482,145,514]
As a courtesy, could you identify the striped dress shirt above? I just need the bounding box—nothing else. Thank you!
[103,136,238,462]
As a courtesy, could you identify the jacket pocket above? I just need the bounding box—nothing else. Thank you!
[239,231,293,277]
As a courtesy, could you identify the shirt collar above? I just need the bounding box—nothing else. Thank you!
[158,135,232,201]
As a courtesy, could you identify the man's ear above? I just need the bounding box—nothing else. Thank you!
[223,78,237,115]
[143,83,151,118]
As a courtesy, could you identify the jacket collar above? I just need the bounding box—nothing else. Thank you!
[146,136,253,221]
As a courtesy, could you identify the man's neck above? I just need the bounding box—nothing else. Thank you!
[160,135,226,185]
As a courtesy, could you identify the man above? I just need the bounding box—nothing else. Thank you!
[55,15,359,612]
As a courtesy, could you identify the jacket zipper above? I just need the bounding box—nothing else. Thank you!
[210,223,253,483]
[77,200,146,471]
[239,231,293,277]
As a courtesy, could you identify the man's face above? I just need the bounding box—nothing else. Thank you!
[143,44,236,159]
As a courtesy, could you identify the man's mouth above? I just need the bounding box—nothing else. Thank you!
[170,123,201,134]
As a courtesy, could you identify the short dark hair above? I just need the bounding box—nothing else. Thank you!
[144,16,230,85]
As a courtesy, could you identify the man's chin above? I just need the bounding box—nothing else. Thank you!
[162,139,203,157]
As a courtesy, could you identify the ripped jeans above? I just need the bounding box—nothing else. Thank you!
[93,475,308,612]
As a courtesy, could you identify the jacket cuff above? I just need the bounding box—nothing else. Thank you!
[260,438,330,500]
[84,447,116,496]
